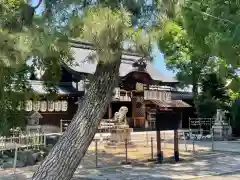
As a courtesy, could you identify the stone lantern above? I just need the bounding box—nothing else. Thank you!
[26,111,43,134]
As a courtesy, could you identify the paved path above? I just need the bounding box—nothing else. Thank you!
[194,171,240,180]
[1,152,240,179]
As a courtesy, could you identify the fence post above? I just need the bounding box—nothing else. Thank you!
[44,134,47,147]
[211,128,214,151]
[192,138,195,153]
[13,143,18,175]
[151,137,153,160]
[183,132,187,152]
[145,131,149,147]
[95,139,98,168]
[26,135,29,150]
[125,138,128,164]
[60,119,63,133]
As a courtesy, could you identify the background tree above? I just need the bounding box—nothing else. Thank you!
[197,72,230,118]
[229,91,240,136]
[181,0,240,91]
[157,11,211,113]
[157,0,239,117]
[0,0,72,134]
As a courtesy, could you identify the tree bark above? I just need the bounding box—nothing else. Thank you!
[32,52,122,179]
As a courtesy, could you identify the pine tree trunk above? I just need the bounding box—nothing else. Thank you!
[32,53,122,179]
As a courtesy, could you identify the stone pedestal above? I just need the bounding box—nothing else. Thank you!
[105,125,136,149]
[212,123,232,140]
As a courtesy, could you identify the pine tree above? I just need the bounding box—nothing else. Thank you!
[1,0,156,179]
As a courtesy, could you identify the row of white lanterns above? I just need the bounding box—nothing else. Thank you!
[24,100,68,112]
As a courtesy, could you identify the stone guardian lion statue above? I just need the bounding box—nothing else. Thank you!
[114,106,128,125]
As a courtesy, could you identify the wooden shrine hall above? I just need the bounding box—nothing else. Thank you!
[25,40,192,131]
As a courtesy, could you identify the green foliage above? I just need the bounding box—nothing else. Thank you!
[181,0,240,91]
[196,72,230,118]
[0,0,156,134]
[0,64,31,135]
[230,96,240,136]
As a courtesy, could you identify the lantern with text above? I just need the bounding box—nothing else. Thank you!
[61,100,68,111]
[33,101,40,111]
[25,100,32,112]
[40,101,47,112]
[48,101,54,112]
[54,101,61,111]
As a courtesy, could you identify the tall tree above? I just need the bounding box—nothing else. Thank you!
[157,13,210,108]
[197,72,229,118]
[32,1,155,180]
[181,0,240,91]
[0,0,155,178]
[157,0,238,115]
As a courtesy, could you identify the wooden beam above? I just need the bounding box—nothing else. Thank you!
[132,97,136,127]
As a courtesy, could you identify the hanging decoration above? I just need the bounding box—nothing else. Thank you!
[33,101,40,111]
[40,101,47,112]
[25,100,32,112]
[61,100,68,111]
[48,101,54,112]
[23,100,70,112]
[54,101,61,111]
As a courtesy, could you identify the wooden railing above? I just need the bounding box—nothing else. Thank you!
[144,90,171,101]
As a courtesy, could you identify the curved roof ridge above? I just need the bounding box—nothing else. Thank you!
[69,38,144,58]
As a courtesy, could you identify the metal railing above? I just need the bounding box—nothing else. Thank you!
[0,133,47,151]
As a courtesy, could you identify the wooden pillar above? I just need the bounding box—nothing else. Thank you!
[132,97,136,127]
[174,129,179,162]
[156,130,163,162]
[108,103,112,119]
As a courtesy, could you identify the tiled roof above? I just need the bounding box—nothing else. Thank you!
[150,99,191,108]
[29,81,81,95]
[67,40,178,83]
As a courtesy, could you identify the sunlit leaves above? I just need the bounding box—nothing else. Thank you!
[158,20,191,71]
[82,7,131,48]
[181,0,240,91]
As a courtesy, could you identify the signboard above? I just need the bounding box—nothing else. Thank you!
[155,110,180,130]
[189,118,215,130]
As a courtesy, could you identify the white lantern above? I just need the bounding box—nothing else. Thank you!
[48,101,54,112]
[61,100,68,111]
[25,100,32,112]
[40,101,47,112]
[54,101,61,111]
[33,101,40,111]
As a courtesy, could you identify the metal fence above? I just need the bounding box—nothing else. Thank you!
[0,129,220,168]
[0,133,48,151]
[79,130,216,168]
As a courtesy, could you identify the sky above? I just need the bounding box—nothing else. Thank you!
[152,48,174,77]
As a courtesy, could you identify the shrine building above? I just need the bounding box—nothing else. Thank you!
[25,39,194,132]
